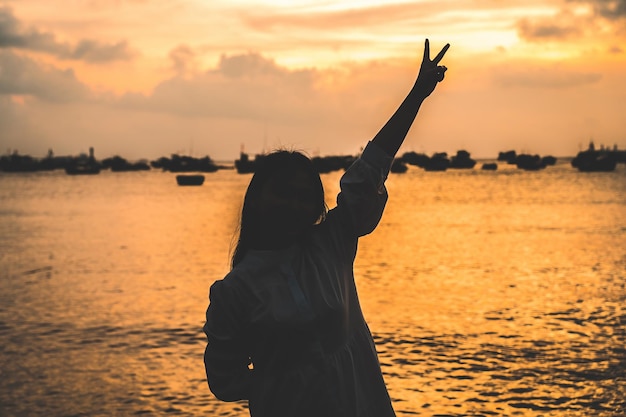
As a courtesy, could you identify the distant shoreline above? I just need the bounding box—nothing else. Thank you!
[2,144,624,175]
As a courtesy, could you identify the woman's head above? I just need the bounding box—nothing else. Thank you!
[232,150,326,267]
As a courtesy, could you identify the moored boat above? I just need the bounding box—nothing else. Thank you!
[65,164,101,175]
[176,174,205,186]
[481,162,498,171]
[65,147,101,175]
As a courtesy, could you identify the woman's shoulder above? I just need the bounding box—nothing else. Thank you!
[215,264,256,295]
[218,248,293,290]
[210,272,242,299]
[210,262,260,301]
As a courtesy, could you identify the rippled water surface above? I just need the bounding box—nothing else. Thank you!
[1,162,625,416]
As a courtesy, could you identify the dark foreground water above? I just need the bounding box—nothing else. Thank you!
[1,161,625,416]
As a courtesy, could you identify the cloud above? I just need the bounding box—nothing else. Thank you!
[0,50,90,102]
[121,51,321,121]
[518,0,626,42]
[169,44,197,76]
[0,6,59,50]
[492,63,602,89]
[570,0,626,20]
[64,39,134,62]
[0,6,135,62]
[241,2,444,32]
[216,52,310,81]
[517,16,584,40]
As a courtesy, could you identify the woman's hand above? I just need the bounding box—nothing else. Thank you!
[371,38,450,157]
[413,39,450,99]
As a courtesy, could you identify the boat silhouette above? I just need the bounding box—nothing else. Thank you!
[65,147,101,175]
[176,174,205,186]
[571,142,618,172]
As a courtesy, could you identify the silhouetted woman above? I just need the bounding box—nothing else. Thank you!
[204,39,450,417]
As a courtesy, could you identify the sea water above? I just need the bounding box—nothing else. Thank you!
[0,161,624,416]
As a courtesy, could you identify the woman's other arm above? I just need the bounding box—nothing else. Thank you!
[371,39,450,158]
[203,279,252,402]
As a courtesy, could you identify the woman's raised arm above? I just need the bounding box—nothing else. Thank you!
[371,39,450,158]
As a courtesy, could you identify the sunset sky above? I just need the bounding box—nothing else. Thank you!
[1,0,625,161]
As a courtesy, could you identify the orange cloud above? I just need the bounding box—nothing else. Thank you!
[0,6,136,62]
[241,3,443,31]
[0,50,90,101]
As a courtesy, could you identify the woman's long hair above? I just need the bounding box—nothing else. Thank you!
[231,150,327,268]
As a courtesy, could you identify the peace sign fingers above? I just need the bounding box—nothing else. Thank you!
[423,39,450,65]
[415,38,451,98]
[432,42,450,65]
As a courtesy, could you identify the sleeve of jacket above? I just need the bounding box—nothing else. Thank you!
[336,140,393,237]
[203,277,252,402]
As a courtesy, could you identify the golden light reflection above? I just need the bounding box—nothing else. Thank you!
[1,157,624,415]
